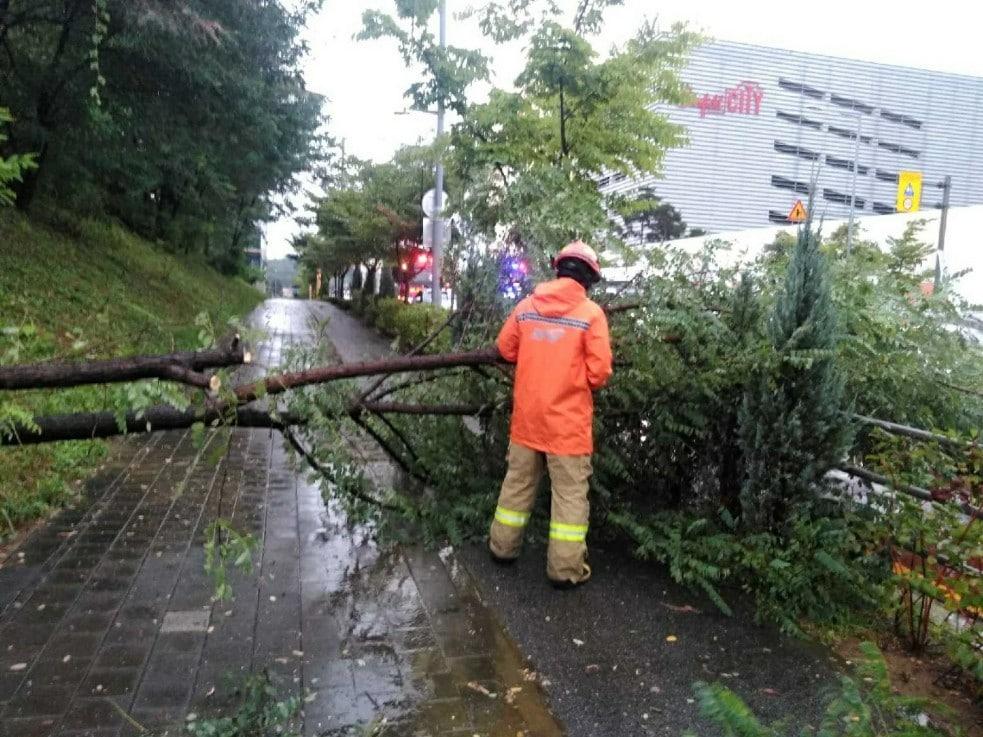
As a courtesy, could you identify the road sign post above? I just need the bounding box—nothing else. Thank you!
[935,174,952,290]
[787,199,807,223]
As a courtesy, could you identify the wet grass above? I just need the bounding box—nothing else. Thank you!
[0,209,263,543]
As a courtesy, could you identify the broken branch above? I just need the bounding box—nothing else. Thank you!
[0,343,248,391]
[281,426,400,513]
[235,347,503,404]
[1,405,301,446]
[362,401,491,416]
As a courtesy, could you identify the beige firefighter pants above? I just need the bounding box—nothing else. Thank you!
[488,442,592,585]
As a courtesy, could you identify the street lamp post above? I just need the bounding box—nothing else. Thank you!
[845,110,862,257]
[806,105,864,256]
[431,0,447,308]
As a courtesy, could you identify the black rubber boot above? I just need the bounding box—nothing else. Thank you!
[490,551,517,566]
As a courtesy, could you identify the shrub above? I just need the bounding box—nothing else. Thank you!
[389,302,452,353]
[610,507,886,635]
[691,641,958,737]
[739,225,852,531]
[373,298,403,336]
[361,295,379,324]
[0,108,35,206]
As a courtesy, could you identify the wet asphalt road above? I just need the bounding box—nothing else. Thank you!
[461,540,839,736]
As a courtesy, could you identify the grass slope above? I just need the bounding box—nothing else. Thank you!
[0,210,263,541]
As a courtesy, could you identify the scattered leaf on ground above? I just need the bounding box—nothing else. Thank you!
[465,681,496,698]
[661,603,700,614]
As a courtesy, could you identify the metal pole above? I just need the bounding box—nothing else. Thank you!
[846,113,861,256]
[934,174,951,290]
[430,0,447,307]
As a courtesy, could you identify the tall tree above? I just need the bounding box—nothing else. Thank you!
[738,225,852,530]
[449,4,697,263]
[298,145,434,288]
[614,186,689,244]
[0,0,325,271]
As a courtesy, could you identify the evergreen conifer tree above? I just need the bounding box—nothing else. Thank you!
[379,268,396,298]
[362,269,377,296]
[738,226,852,530]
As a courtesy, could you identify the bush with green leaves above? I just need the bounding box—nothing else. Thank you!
[373,298,405,336]
[185,671,302,737]
[689,641,960,737]
[610,506,887,635]
[863,430,982,693]
[0,108,35,206]
[294,223,981,638]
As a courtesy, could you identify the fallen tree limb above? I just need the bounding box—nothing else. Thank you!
[851,413,975,451]
[368,369,472,402]
[235,347,503,404]
[0,342,249,391]
[347,407,431,486]
[1,405,302,446]
[281,426,400,513]
[362,401,492,416]
[356,309,459,407]
[840,463,980,517]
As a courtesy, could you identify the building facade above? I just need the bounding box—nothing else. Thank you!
[599,41,983,233]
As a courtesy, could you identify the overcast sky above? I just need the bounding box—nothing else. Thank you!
[264,0,981,258]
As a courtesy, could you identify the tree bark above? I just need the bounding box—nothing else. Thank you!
[361,401,491,416]
[1,406,302,447]
[0,343,248,391]
[234,347,503,404]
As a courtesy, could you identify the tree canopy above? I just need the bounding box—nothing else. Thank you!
[0,0,325,272]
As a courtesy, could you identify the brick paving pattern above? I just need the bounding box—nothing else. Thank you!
[0,299,562,737]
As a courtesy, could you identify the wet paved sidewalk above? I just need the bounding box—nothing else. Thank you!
[0,299,562,737]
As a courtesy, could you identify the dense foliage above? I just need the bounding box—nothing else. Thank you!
[692,642,959,737]
[0,107,35,205]
[283,7,983,677]
[296,146,435,296]
[0,0,324,271]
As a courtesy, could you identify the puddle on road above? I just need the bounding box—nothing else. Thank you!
[299,493,563,737]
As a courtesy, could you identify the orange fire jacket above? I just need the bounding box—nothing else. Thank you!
[496,278,613,456]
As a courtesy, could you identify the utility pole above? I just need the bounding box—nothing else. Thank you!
[430,0,447,307]
[846,112,862,257]
[934,174,952,290]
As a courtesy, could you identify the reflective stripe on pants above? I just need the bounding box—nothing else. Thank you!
[488,443,592,584]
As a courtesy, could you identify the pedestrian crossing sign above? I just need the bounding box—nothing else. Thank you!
[896,171,922,212]
[787,200,807,223]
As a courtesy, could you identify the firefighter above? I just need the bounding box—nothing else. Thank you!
[489,240,613,589]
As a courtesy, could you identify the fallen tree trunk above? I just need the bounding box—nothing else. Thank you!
[1,405,301,446]
[234,347,503,403]
[359,401,492,416]
[0,342,249,391]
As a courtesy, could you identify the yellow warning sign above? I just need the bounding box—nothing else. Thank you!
[896,171,922,213]
[787,199,807,223]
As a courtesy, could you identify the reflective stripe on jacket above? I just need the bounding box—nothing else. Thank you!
[496,278,613,455]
